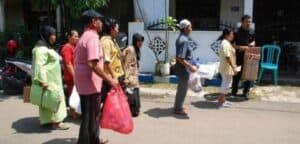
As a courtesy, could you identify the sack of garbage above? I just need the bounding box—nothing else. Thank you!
[101,85,134,134]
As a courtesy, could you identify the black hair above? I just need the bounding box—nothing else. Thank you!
[82,17,92,26]
[241,15,251,22]
[83,17,105,29]
[132,33,144,61]
[103,18,118,35]
[217,28,234,41]
[65,29,78,39]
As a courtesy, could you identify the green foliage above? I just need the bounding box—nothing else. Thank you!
[33,0,110,17]
[64,0,110,17]
[160,16,178,31]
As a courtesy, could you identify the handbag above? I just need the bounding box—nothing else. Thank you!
[30,83,61,113]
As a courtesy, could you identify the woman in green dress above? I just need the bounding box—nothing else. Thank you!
[31,26,69,130]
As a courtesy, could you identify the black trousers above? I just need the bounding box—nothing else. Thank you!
[100,75,126,103]
[77,93,101,144]
[232,52,251,96]
[126,88,141,117]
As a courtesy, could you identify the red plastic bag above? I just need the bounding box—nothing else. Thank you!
[100,85,134,134]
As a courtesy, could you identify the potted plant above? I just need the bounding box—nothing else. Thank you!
[160,16,178,76]
[149,16,178,76]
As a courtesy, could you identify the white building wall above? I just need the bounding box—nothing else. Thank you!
[134,0,254,29]
[244,0,254,17]
[131,0,254,73]
[220,0,244,27]
[133,0,169,25]
[129,22,221,73]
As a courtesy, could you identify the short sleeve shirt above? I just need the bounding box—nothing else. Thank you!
[60,43,74,81]
[234,28,255,46]
[74,30,103,95]
[175,34,195,78]
[101,36,124,78]
[219,39,236,75]
[234,27,255,65]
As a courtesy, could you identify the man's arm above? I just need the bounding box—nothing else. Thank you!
[176,57,197,73]
[225,57,236,70]
[102,39,117,79]
[176,39,197,73]
[104,62,116,79]
[88,60,118,88]
[65,63,75,78]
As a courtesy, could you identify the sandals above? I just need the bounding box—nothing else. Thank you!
[52,122,70,130]
[100,138,109,144]
[68,108,81,119]
[173,108,188,116]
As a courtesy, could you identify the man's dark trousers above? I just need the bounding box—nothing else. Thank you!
[78,93,101,144]
[231,52,251,96]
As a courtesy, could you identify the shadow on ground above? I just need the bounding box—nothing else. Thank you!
[191,101,219,109]
[226,96,247,102]
[11,117,52,134]
[42,138,77,144]
[144,108,190,120]
[204,93,246,102]
[204,93,219,101]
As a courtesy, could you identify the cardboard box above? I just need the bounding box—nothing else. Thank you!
[23,86,31,103]
[242,47,261,81]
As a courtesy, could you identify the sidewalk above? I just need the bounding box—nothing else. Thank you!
[140,85,300,104]
[140,87,207,98]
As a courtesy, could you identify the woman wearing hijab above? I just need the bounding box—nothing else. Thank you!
[31,25,69,130]
[122,33,144,117]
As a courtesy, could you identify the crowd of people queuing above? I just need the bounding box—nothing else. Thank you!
[174,15,255,114]
[30,9,144,144]
[29,8,255,144]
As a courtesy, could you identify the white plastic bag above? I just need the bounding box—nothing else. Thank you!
[197,62,220,80]
[69,87,82,114]
[188,72,203,93]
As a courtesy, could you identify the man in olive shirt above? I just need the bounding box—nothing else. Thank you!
[232,15,255,100]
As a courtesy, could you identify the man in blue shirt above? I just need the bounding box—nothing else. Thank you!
[173,19,197,115]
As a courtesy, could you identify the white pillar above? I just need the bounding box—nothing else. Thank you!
[0,0,5,32]
[244,0,253,17]
[133,0,169,25]
[56,5,61,36]
[128,22,144,44]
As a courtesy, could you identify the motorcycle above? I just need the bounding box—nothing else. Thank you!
[0,58,31,95]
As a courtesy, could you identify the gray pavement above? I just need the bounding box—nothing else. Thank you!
[1,93,300,144]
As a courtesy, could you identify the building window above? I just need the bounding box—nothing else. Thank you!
[176,0,221,30]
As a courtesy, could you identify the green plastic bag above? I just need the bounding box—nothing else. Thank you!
[30,84,61,113]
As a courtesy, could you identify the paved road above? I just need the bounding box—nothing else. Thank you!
[1,94,300,144]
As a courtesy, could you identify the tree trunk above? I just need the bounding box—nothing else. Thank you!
[60,0,66,32]
[47,0,51,25]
